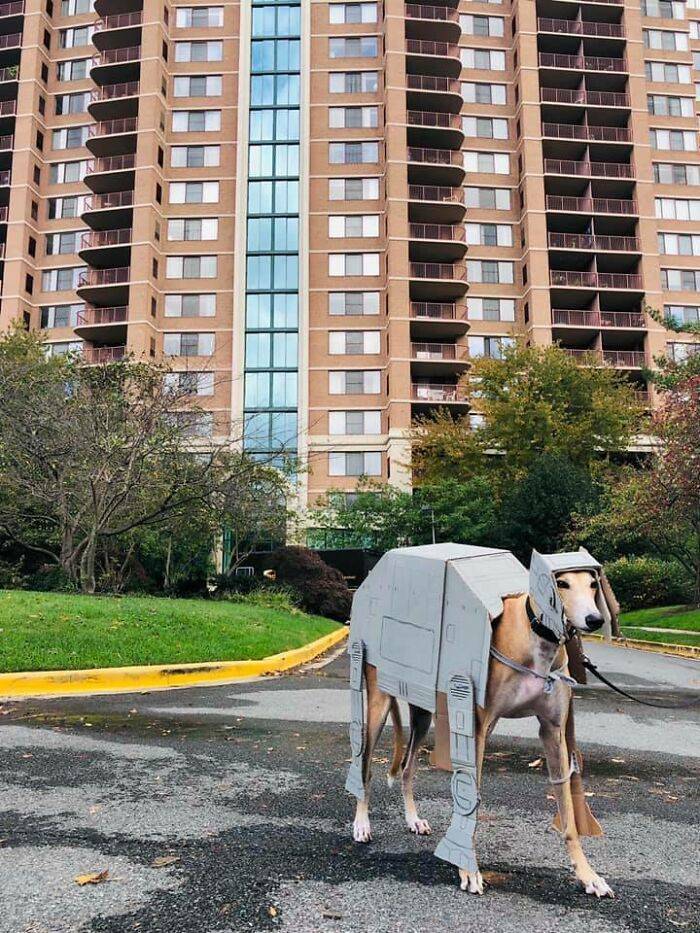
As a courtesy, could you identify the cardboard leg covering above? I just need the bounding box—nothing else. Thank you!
[434,675,479,872]
[551,700,603,837]
[345,641,366,800]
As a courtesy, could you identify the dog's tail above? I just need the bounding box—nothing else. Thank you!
[386,697,404,787]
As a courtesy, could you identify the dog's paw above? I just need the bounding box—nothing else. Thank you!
[386,772,397,789]
[459,870,484,895]
[352,817,372,843]
[582,873,614,899]
[406,816,432,835]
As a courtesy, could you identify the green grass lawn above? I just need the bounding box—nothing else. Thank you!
[618,628,700,649]
[0,590,341,673]
[618,605,700,649]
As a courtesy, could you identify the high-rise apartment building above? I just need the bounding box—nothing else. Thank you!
[2,0,700,512]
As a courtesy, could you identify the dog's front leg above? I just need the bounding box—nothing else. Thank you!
[457,713,489,895]
[538,715,614,898]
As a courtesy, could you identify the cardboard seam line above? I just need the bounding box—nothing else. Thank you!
[583,633,700,661]
[0,626,349,699]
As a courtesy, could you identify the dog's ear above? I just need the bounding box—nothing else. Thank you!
[598,568,621,638]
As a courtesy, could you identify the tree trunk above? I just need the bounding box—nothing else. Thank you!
[79,535,98,594]
[164,536,172,592]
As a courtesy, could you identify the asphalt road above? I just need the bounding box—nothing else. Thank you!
[0,642,698,933]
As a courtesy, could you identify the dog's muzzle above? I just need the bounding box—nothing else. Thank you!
[584,614,604,632]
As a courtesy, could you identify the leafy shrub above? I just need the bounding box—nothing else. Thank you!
[605,556,693,611]
[215,583,302,614]
[24,564,75,593]
[262,546,352,622]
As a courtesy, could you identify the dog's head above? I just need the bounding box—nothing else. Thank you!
[554,569,605,634]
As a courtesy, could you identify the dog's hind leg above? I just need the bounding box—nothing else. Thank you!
[400,704,433,835]
[386,698,404,788]
[352,664,392,843]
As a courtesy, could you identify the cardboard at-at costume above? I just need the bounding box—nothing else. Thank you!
[345,543,529,872]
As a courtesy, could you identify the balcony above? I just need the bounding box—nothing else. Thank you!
[0,169,9,185]
[405,3,461,41]
[0,204,7,221]
[79,227,132,264]
[539,52,626,72]
[94,11,142,32]
[406,74,462,110]
[548,232,640,252]
[81,228,131,250]
[405,39,461,77]
[87,117,138,158]
[543,158,633,179]
[0,98,15,117]
[550,271,643,289]
[540,88,629,108]
[84,190,134,213]
[92,45,141,67]
[542,122,631,143]
[89,117,138,139]
[552,309,646,328]
[90,81,140,104]
[411,383,470,406]
[0,132,11,151]
[408,184,465,222]
[84,153,136,194]
[0,65,17,82]
[407,146,465,185]
[0,32,20,49]
[0,2,24,17]
[546,195,637,215]
[564,348,646,368]
[91,45,141,84]
[410,301,469,337]
[78,267,130,288]
[410,261,468,299]
[537,17,624,38]
[82,345,128,365]
[74,305,128,341]
[407,109,463,146]
[411,342,469,376]
[409,222,466,260]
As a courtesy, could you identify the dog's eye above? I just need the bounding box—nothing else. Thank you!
[556,580,570,590]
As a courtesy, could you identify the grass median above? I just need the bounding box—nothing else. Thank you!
[619,605,700,649]
[0,589,341,674]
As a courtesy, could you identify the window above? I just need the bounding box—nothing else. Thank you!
[41,266,85,291]
[329,177,380,200]
[461,48,506,70]
[328,214,380,238]
[330,2,378,23]
[329,369,381,393]
[169,181,219,203]
[168,218,219,241]
[329,291,380,315]
[46,340,83,356]
[656,197,700,220]
[163,332,215,356]
[665,304,700,325]
[250,108,300,141]
[49,159,89,184]
[645,61,691,83]
[61,0,93,13]
[328,451,382,476]
[164,371,215,397]
[40,303,83,328]
[467,260,514,284]
[56,58,89,82]
[164,294,216,317]
[465,223,512,246]
[173,75,223,97]
[48,195,89,218]
[329,410,381,435]
[642,0,685,17]
[328,252,380,276]
[175,41,223,62]
[467,297,515,321]
[329,106,379,129]
[328,330,381,354]
[45,230,86,254]
[468,335,515,359]
[654,162,700,185]
[55,91,90,115]
[165,256,218,279]
[647,95,694,117]
[462,116,508,139]
[464,187,511,209]
[464,150,510,174]
[59,26,94,48]
[171,145,220,167]
[460,14,504,36]
[661,268,700,291]
[666,341,700,361]
[649,128,697,151]
[175,6,223,27]
[172,110,221,132]
[462,82,507,105]
[643,28,688,50]
[329,141,379,164]
[329,36,378,58]
[52,125,89,150]
[329,71,379,93]
[659,233,700,256]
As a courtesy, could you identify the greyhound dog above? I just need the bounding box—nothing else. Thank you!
[351,567,615,898]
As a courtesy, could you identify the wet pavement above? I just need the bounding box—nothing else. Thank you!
[0,642,698,933]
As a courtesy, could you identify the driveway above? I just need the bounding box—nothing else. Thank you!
[0,641,697,933]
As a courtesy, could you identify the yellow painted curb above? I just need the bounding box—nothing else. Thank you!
[0,626,349,699]
[583,633,700,661]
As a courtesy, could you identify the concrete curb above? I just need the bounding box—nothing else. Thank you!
[0,626,349,699]
[584,633,700,661]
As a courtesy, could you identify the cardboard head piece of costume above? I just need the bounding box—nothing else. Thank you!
[529,546,613,641]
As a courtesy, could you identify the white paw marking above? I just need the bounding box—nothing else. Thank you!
[352,817,372,843]
[386,773,396,789]
[583,874,614,898]
[459,870,484,895]
[406,816,432,835]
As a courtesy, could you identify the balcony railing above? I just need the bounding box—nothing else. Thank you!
[412,342,467,361]
[406,74,461,94]
[410,222,465,241]
[550,270,643,289]
[548,232,640,252]
[409,184,463,203]
[91,81,140,102]
[564,348,646,367]
[408,110,461,130]
[411,301,467,321]
[0,2,25,16]
[92,45,141,67]
[411,261,467,280]
[80,228,132,249]
[546,195,637,214]
[406,3,459,21]
[94,11,142,31]
[539,52,626,72]
[0,66,18,81]
[89,117,138,137]
[77,306,129,326]
[85,190,134,210]
[540,87,630,107]
[543,158,633,178]
[0,169,9,185]
[412,383,469,402]
[0,133,12,150]
[0,205,8,221]
[78,267,130,287]
[0,32,21,48]
[83,345,127,364]
[542,122,631,143]
[552,309,646,327]
[407,146,463,167]
[537,17,624,37]
[0,99,15,116]
[86,153,136,174]
[406,38,459,57]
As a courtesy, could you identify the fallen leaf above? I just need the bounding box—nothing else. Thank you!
[528,758,543,769]
[267,906,278,918]
[74,869,109,886]
[482,870,510,886]
[151,855,180,868]
[323,910,343,920]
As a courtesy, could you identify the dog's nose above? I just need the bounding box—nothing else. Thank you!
[585,614,604,632]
